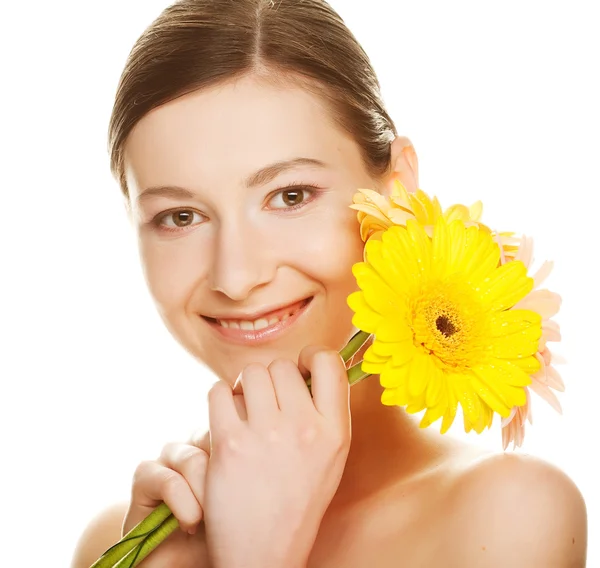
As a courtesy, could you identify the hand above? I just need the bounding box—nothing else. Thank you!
[122,432,211,566]
[203,345,352,568]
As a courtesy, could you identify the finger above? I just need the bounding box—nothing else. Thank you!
[207,379,242,437]
[188,428,211,455]
[268,358,314,414]
[236,363,280,427]
[128,460,202,533]
[233,393,248,421]
[227,378,249,420]
[298,346,350,423]
[159,442,208,516]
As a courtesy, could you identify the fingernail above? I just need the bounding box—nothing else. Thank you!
[188,525,197,536]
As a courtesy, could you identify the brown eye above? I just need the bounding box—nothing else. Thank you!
[268,186,316,210]
[171,211,194,227]
[282,189,304,207]
[158,209,204,230]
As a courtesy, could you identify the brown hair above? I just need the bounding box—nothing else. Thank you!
[108,0,398,198]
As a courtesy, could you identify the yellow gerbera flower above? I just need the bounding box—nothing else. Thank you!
[347,217,542,434]
[350,181,520,262]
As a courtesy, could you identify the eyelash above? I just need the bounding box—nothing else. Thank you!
[267,182,321,212]
[150,183,322,234]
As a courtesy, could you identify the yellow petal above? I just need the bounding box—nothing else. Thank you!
[440,385,459,434]
[478,261,533,311]
[469,200,484,221]
[470,375,512,416]
[379,359,412,389]
[490,311,542,359]
[407,352,432,397]
[473,360,531,396]
[454,377,483,425]
[425,365,444,407]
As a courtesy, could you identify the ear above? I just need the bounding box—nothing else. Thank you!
[383,135,419,196]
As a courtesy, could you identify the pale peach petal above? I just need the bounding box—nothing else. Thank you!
[525,388,533,424]
[349,204,393,225]
[542,320,561,343]
[513,289,561,319]
[529,378,563,414]
[387,208,416,225]
[502,424,514,450]
[389,195,412,210]
[354,187,390,210]
[550,352,567,365]
[502,389,532,449]
[540,346,553,366]
[501,406,518,427]
[494,231,507,265]
[546,365,565,392]
[502,405,526,450]
[533,260,554,288]
[533,352,548,380]
[515,235,534,269]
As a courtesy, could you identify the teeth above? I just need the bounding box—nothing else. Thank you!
[216,301,306,330]
[254,318,269,331]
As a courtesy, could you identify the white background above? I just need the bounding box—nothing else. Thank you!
[1,0,598,565]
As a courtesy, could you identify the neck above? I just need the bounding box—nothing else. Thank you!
[331,371,453,509]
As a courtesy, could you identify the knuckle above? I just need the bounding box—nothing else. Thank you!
[161,470,185,500]
[207,379,228,401]
[213,430,245,458]
[180,446,209,473]
[321,425,349,453]
[158,442,177,461]
[268,357,295,373]
[297,424,319,446]
[132,460,153,483]
[243,362,268,379]
[322,349,344,366]
[332,429,351,454]
[265,426,282,444]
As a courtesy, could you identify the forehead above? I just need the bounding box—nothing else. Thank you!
[123,75,363,195]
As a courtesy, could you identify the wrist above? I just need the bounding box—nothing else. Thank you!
[208,536,311,568]
[209,549,309,568]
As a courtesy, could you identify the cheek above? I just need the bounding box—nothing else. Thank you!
[283,212,364,291]
[138,236,207,312]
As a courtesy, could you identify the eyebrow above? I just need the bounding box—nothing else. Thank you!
[136,157,328,204]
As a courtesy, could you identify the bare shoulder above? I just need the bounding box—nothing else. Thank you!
[444,452,587,567]
[70,502,129,568]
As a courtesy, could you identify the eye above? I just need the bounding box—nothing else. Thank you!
[155,209,205,231]
[267,185,319,211]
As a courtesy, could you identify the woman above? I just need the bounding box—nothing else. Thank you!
[72,0,587,566]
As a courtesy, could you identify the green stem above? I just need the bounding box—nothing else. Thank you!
[113,515,179,568]
[339,330,372,363]
[90,503,175,568]
[306,330,372,392]
[347,362,372,386]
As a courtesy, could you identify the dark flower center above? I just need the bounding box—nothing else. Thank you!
[436,315,457,337]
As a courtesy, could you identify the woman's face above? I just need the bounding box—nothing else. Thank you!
[123,75,383,384]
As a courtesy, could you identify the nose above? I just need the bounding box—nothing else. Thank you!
[208,219,276,301]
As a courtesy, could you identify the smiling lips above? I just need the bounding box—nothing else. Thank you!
[203,297,313,343]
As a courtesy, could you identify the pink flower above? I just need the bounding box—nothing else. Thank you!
[496,235,564,450]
